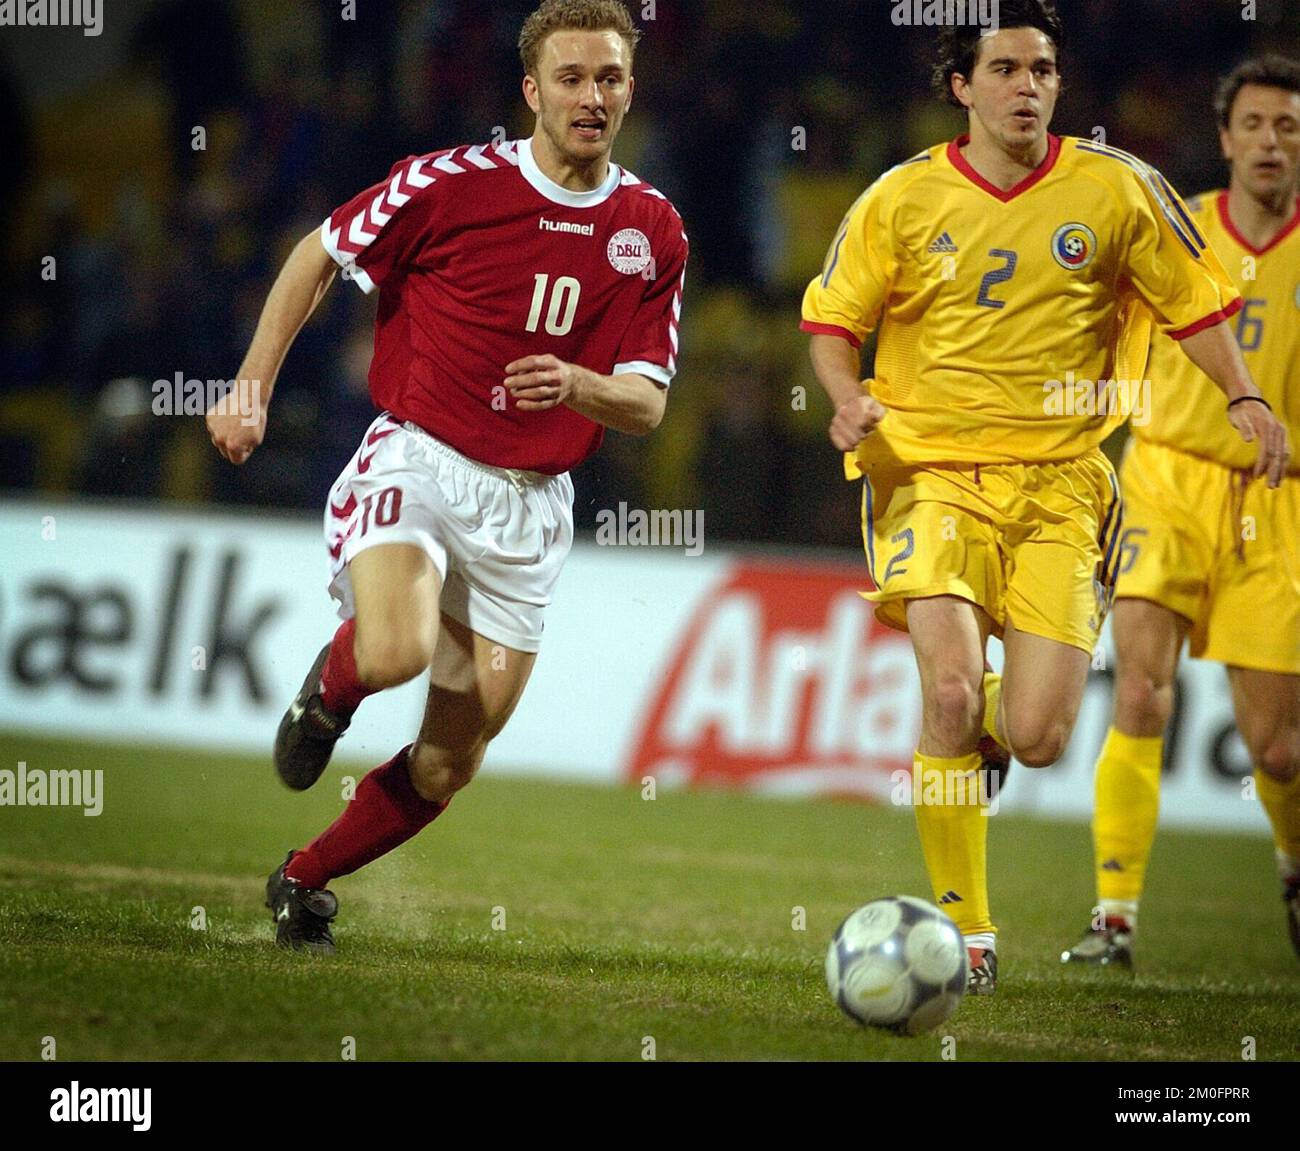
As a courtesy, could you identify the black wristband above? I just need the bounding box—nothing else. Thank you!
[1228,395,1272,413]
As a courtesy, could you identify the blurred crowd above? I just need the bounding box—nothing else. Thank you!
[2,0,1295,546]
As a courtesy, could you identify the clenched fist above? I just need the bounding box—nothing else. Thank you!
[206,399,266,465]
[830,393,887,452]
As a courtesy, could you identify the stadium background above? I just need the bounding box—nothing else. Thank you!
[4,0,1298,542]
[4,0,1296,819]
[3,1,1300,1067]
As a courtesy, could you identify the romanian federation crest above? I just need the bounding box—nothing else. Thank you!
[1052,223,1097,271]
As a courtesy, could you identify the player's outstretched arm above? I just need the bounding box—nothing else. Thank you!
[504,355,666,435]
[206,230,338,465]
[808,333,886,452]
[1177,321,1291,487]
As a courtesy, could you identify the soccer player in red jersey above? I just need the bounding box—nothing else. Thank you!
[204,0,687,951]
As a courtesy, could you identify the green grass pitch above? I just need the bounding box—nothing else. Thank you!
[0,734,1296,1062]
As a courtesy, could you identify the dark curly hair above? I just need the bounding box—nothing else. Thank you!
[1214,54,1300,128]
[932,0,1064,107]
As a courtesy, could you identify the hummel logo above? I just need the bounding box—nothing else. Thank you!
[539,218,594,237]
[1101,859,1124,872]
[928,231,958,254]
[288,701,305,723]
[277,905,290,922]
[938,890,963,904]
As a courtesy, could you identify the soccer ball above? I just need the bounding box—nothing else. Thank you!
[825,896,968,1035]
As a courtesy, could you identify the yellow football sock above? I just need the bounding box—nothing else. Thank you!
[1093,727,1163,909]
[1254,767,1300,865]
[981,671,1004,747]
[913,751,995,940]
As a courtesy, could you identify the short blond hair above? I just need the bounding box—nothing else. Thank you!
[518,0,641,77]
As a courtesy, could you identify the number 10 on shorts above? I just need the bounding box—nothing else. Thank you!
[359,487,403,537]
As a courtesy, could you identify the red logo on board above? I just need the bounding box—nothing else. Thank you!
[625,562,920,799]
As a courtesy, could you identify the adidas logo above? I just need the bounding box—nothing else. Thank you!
[938,890,963,904]
[1101,859,1124,872]
[928,231,958,254]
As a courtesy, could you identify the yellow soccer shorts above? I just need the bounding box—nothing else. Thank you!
[860,448,1122,654]
[1114,437,1300,674]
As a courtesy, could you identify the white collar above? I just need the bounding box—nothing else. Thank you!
[518,135,621,208]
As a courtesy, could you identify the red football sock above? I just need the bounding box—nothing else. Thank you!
[285,746,447,889]
[319,618,374,717]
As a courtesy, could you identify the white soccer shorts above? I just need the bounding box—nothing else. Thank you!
[324,412,574,653]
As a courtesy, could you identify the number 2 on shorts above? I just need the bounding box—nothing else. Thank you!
[883,529,914,583]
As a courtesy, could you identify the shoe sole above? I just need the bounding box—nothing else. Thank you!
[1061,950,1134,970]
[274,643,336,791]
[966,949,996,995]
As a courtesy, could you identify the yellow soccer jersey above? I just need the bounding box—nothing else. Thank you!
[801,135,1242,471]
[1132,190,1300,474]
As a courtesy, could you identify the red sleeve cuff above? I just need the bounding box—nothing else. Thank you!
[1170,296,1244,341]
[800,320,863,349]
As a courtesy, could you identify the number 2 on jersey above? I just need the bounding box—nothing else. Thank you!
[526,274,581,336]
[976,250,1018,310]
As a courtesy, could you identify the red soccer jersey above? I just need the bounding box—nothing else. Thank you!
[321,137,688,474]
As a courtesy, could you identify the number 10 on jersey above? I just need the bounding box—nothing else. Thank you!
[526,274,581,336]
